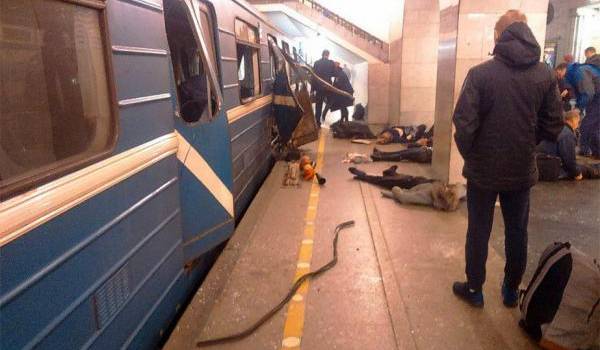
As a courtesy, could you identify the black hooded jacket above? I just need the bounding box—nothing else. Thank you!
[453,22,563,191]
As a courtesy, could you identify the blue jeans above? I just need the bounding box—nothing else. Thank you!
[465,182,530,291]
[580,101,600,156]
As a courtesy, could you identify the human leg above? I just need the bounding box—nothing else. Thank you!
[498,187,530,306]
[314,93,324,127]
[340,107,349,122]
[579,113,594,156]
[464,182,498,291]
[586,100,600,157]
[348,167,433,189]
[371,147,432,163]
[390,184,434,206]
[322,102,330,122]
[579,163,600,179]
[453,182,497,307]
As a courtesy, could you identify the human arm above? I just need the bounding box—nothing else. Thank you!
[536,78,564,144]
[453,70,480,158]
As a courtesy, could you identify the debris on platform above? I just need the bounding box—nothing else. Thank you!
[343,152,371,164]
[283,161,300,187]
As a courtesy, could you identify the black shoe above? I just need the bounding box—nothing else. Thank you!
[452,282,484,308]
[348,167,366,177]
[382,165,398,177]
[373,147,382,155]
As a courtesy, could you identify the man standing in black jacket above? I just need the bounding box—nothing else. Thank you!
[312,50,336,127]
[452,10,563,308]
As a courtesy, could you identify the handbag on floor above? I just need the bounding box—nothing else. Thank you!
[536,153,562,181]
[519,242,600,350]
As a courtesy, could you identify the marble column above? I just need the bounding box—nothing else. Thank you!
[398,0,440,127]
[388,0,405,125]
[367,63,390,125]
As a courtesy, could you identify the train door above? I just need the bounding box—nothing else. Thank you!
[163,0,234,263]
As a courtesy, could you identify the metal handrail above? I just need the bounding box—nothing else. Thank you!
[296,0,385,49]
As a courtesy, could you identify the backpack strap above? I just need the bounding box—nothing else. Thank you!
[520,242,571,314]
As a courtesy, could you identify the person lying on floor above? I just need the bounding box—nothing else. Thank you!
[536,109,600,180]
[415,125,434,147]
[330,120,377,139]
[371,145,432,163]
[348,165,434,190]
[381,182,466,211]
[376,124,427,144]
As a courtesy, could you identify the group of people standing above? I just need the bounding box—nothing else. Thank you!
[311,50,355,127]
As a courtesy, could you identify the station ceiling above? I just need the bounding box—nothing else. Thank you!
[264,12,367,65]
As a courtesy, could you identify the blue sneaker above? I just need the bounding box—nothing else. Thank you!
[452,281,484,308]
[501,282,518,308]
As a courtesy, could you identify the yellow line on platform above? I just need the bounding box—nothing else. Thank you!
[280,132,326,350]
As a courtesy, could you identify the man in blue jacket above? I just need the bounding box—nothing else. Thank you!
[537,109,600,180]
[556,53,600,158]
[452,11,563,308]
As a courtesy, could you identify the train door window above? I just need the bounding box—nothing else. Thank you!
[164,0,219,123]
[235,19,261,103]
[267,34,278,78]
[282,41,290,54]
[0,0,116,198]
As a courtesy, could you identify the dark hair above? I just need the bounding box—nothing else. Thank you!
[322,50,330,57]
[585,47,596,54]
[555,62,568,71]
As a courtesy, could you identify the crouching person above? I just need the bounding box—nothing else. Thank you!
[381,182,466,211]
[537,109,600,180]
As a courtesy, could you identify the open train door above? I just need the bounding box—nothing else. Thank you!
[270,42,354,148]
[164,0,235,265]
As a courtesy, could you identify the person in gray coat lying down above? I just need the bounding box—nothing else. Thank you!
[381,182,467,211]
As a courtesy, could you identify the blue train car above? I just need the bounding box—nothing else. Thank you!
[0,0,288,348]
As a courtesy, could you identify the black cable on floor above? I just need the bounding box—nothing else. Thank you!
[196,220,356,347]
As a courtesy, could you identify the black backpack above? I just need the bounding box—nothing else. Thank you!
[519,242,600,349]
[352,103,365,121]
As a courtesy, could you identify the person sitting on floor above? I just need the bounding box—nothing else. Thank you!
[371,145,432,163]
[348,165,434,190]
[376,124,427,144]
[536,109,600,180]
[381,181,466,211]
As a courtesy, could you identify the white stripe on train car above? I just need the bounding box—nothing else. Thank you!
[226,95,273,124]
[0,133,179,247]
[175,131,234,217]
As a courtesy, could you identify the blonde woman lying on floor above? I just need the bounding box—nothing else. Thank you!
[381,182,466,211]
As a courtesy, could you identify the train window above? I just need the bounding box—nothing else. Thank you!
[267,34,278,78]
[282,41,290,54]
[164,0,219,123]
[235,19,261,103]
[0,0,116,198]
